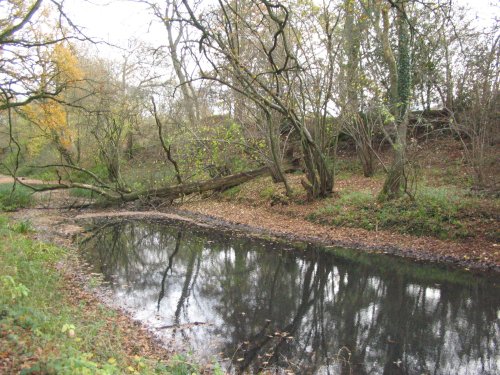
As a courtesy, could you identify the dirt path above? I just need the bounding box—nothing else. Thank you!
[0,174,59,185]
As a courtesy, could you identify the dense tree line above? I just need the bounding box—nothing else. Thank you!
[1,0,498,201]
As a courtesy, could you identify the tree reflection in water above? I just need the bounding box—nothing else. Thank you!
[81,220,499,375]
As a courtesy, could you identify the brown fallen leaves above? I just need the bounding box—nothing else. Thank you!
[62,264,172,362]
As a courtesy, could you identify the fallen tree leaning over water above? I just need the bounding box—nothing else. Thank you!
[108,166,270,203]
[12,165,271,204]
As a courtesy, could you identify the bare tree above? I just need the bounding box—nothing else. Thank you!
[147,0,201,126]
[451,30,499,192]
[178,0,342,198]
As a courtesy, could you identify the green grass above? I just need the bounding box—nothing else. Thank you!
[15,167,58,182]
[259,185,277,200]
[0,216,208,374]
[308,187,470,239]
[334,158,385,180]
[335,158,362,178]
[0,183,34,211]
[222,185,241,199]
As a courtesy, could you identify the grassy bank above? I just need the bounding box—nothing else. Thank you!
[0,216,204,374]
[306,186,499,241]
[307,187,470,240]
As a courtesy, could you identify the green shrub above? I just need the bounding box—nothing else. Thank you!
[222,186,241,199]
[10,219,33,234]
[0,183,34,211]
[335,159,362,176]
[15,167,57,181]
[165,354,200,375]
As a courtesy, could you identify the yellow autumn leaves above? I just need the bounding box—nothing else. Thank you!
[52,44,84,84]
[24,100,72,150]
[22,44,83,156]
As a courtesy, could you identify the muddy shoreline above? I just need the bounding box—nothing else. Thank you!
[8,204,499,275]
[70,207,500,274]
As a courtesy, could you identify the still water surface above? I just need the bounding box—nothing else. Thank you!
[80,220,499,374]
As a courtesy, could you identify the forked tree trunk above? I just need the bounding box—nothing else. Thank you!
[265,110,291,195]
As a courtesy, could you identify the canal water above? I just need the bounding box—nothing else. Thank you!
[80,219,499,374]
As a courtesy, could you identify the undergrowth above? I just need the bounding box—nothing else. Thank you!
[308,187,471,239]
[0,216,212,374]
[0,183,34,211]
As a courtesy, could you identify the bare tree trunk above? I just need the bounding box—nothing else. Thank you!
[444,41,454,111]
[163,0,200,126]
[52,132,75,166]
[264,110,291,195]
[126,131,133,160]
[341,1,374,177]
[358,142,375,178]
[151,97,183,184]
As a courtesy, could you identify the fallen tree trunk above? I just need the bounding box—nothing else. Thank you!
[110,166,271,203]
[12,166,271,204]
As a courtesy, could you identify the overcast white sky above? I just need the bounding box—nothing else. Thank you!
[66,0,159,53]
[65,0,499,59]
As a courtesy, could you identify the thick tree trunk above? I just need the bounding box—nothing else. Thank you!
[265,110,291,195]
[358,142,375,177]
[379,3,411,201]
[379,117,407,199]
